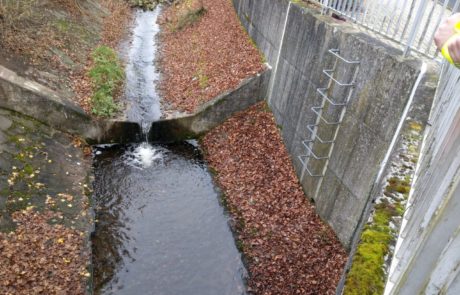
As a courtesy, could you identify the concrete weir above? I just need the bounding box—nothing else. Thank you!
[148,69,271,142]
[0,65,142,144]
[0,64,270,144]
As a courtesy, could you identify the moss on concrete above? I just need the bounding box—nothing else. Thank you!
[344,120,424,295]
[408,121,423,132]
[387,177,411,195]
[1,109,92,233]
[344,204,395,295]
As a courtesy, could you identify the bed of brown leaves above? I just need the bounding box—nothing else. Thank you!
[72,0,132,113]
[158,0,265,113]
[202,103,347,295]
[0,209,89,295]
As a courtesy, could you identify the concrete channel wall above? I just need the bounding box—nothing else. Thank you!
[0,64,270,145]
[0,65,143,144]
[387,63,460,294]
[149,69,270,142]
[232,0,436,248]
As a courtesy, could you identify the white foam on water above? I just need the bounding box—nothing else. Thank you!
[125,143,163,169]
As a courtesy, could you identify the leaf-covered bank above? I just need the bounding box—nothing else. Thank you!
[158,0,265,114]
[72,0,132,117]
[0,109,92,295]
[202,103,347,295]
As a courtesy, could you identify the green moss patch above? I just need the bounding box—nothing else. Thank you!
[387,177,411,195]
[344,205,395,295]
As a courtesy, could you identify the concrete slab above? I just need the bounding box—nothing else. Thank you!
[0,116,12,131]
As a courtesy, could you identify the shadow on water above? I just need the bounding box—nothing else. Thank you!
[92,141,248,295]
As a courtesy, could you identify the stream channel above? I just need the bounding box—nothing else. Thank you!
[91,8,247,295]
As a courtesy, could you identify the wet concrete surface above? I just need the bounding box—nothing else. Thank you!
[0,107,92,233]
[92,142,248,295]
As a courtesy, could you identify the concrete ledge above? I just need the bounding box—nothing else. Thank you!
[0,65,97,138]
[0,64,270,144]
[148,67,271,142]
[0,65,143,144]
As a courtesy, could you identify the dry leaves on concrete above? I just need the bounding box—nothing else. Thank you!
[158,0,265,113]
[202,103,347,295]
[0,209,89,295]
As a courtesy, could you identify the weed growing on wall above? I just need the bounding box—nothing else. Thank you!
[89,46,124,117]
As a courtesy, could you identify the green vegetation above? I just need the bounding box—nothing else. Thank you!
[344,204,395,295]
[387,177,411,194]
[236,239,245,252]
[55,19,71,32]
[128,0,158,10]
[89,45,124,117]
[409,121,423,132]
[344,120,424,295]
[344,175,412,295]
[5,128,44,217]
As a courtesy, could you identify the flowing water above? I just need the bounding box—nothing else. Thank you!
[92,8,248,295]
[123,8,162,133]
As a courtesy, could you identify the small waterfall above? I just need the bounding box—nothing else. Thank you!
[123,8,162,140]
[123,142,163,169]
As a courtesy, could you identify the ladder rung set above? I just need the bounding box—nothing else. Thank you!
[299,49,360,179]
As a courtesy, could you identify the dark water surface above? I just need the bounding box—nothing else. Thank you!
[92,142,247,295]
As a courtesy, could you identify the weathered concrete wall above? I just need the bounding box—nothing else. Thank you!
[387,63,460,294]
[0,65,144,144]
[232,0,289,66]
[0,65,98,139]
[149,68,270,142]
[232,1,436,248]
[0,64,270,144]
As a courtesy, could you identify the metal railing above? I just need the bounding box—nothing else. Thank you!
[315,0,460,59]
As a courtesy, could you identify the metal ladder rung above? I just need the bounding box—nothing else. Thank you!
[317,88,347,106]
[305,124,336,144]
[323,69,355,87]
[328,49,361,64]
[302,140,329,160]
[299,48,360,182]
[298,155,325,177]
[312,106,342,125]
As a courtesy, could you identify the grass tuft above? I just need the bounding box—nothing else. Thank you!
[88,45,124,117]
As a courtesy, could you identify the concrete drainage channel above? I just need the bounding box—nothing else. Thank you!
[0,0,442,293]
[0,5,269,294]
[90,8,251,294]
